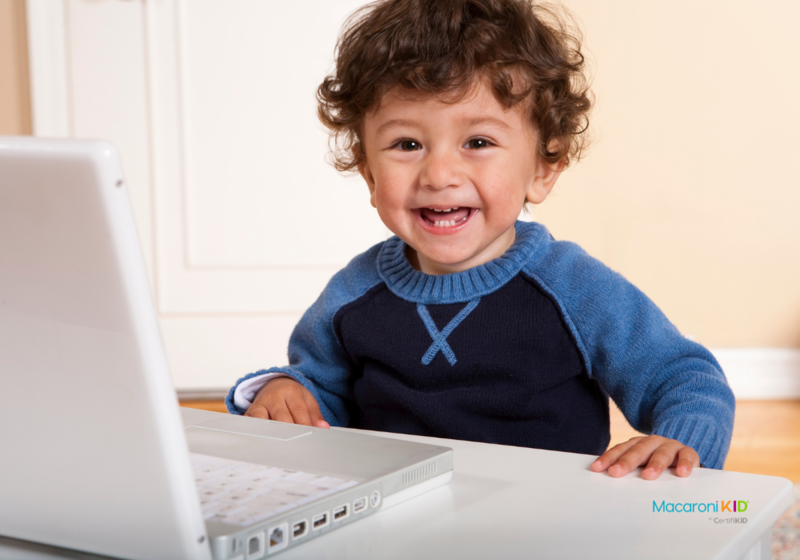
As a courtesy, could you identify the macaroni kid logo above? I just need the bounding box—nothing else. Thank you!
[652,500,750,524]
[653,500,748,513]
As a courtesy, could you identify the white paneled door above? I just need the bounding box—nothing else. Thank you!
[26,0,386,392]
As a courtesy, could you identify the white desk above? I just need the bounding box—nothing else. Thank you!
[0,429,792,560]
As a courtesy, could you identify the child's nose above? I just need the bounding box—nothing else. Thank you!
[419,149,464,190]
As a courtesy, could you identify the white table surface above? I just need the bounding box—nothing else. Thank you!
[0,428,793,560]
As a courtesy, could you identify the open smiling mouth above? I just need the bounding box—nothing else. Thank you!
[416,207,478,229]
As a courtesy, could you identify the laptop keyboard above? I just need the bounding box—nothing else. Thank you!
[191,453,358,526]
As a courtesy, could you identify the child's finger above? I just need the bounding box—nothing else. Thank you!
[641,441,685,480]
[590,437,645,473]
[303,391,330,429]
[244,403,270,419]
[246,384,277,419]
[674,447,700,477]
[604,437,667,477]
[284,391,314,426]
[266,399,297,424]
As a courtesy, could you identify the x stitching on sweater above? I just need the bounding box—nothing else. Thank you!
[416,298,481,366]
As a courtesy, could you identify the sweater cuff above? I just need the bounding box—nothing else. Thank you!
[652,415,730,471]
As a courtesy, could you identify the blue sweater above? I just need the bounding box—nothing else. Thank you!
[227,221,735,469]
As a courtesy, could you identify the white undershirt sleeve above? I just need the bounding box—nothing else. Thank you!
[233,372,290,411]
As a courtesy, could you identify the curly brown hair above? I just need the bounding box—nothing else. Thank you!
[317,0,591,174]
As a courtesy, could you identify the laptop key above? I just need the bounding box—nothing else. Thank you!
[198,487,229,499]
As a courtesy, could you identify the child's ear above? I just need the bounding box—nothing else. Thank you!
[525,154,566,205]
[357,159,378,209]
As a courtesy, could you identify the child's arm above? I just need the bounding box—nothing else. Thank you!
[526,237,735,475]
[225,245,384,426]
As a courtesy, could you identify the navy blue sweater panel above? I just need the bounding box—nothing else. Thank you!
[332,273,610,455]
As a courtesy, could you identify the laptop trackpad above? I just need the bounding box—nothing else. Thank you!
[192,415,312,442]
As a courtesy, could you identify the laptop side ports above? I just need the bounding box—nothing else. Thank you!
[267,523,288,554]
[353,497,367,514]
[246,533,264,560]
[312,512,329,530]
[333,504,349,521]
[292,519,308,540]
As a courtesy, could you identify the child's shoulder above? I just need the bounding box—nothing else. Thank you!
[314,239,386,308]
[520,220,615,280]
[520,220,645,310]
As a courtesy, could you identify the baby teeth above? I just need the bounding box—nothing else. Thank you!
[432,207,459,212]
[434,220,457,227]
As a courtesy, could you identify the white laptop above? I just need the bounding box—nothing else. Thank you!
[0,136,453,560]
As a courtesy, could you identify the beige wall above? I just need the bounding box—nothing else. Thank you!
[3,0,798,348]
[536,0,800,348]
[0,0,30,135]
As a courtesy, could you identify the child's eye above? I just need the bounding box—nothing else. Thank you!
[394,139,422,151]
[465,137,493,149]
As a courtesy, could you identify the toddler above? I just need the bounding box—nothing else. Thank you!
[227,0,735,480]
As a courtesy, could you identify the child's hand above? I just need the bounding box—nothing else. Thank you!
[244,377,330,429]
[590,435,700,480]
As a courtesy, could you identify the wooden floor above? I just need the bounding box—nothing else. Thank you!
[181,399,800,482]
[182,400,228,414]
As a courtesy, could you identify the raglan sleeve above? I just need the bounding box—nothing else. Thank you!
[528,241,736,470]
[225,245,384,427]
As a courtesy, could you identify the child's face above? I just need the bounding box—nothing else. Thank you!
[359,80,562,275]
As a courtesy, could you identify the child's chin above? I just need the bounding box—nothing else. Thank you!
[418,251,477,273]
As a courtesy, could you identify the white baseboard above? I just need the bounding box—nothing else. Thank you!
[711,348,800,400]
[176,389,228,401]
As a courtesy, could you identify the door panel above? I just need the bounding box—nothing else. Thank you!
[34,0,384,390]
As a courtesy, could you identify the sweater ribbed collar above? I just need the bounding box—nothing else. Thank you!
[377,220,545,304]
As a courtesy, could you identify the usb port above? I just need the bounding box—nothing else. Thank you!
[312,512,329,530]
[333,504,349,521]
[292,520,308,539]
[353,497,367,513]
